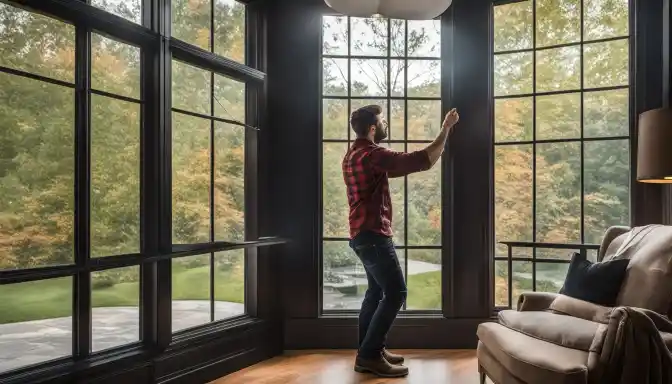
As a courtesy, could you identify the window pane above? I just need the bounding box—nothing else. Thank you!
[584,0,628,41]
[214,74,245,124]
[536,142,581,243]
[536,0,580,47]
[536,93,581,140]
[389,143,405,245]
[390,19,405,57]
[0,3,75,83]
[173,60,211,115]
[494,52,533,96]
[322,58,348,96]
[91,0,141,24]
[172,113,211,244]
[495,145,533,250]
[172,254,211,332]
[322,99,349,140]
[494,260,509,307]
[214,0,245,64]
[584,89,629,138]
[91,266,140,352]
[389,100,405,141]
[215,249,245,320]
[322,241,363,310]
[172,0,210,50]
[494,1,533,52]
[536,262,569,293]
[536,46,580,92]
[91,95,140,257]
[407,20,441,57]
[0,73,74,270]
[350,17,387,57]
[323,143,349,238]
[351,59,388,97]
[584,140,629,244]
[407,60,440,98]
[512,260,532,301]
[91,34,141,99]
[495,97,533,142]
[390,59,405,97]
[406,249,441,310]
[407,100,441,140]
[323,15,349,56]
[584,39,629,89]
[0,277,72,373]
[408,144,441,246]
[214,122,245,242]
[351,99,388,116]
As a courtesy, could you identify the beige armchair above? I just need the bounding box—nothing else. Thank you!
[477,225,672,384]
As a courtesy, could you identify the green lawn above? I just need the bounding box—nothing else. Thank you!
[357,271,442,310]
[0,265,244,324]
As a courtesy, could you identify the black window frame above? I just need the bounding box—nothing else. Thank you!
[0,0,282,380]
[491,0,633,309]
[318,14,453,316]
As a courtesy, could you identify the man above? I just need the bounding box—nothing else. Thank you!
[342,105,459,377]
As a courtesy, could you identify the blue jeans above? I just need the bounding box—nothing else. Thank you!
[350,231,407,359]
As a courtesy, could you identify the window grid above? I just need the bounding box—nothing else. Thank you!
[492,0,631,309]
[0,0,271,377]
[321,16,442,312]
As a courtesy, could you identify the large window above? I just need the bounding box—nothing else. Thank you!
[170,0,248,332]
[492,0,630,308]
[171,57,247,331]
[320,16,443,311]
[0,0,264,378]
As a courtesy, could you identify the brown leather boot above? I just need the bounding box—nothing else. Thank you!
[354,355,409,378]
[382,349,404,365]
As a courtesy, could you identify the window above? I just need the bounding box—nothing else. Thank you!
[0,0,262,377]
[321,16,443,311]
[492,0,630,308]
[0,3,144,371]
[172,0,245,63]
[170,0,248,332]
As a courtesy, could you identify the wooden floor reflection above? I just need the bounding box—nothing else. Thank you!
[212,349,495,384]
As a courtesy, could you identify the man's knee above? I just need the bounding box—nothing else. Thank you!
[385,288,407,306]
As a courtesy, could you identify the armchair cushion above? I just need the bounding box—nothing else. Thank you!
[477,322,589,384]
[498,310,600,351]
[559,252,630,306]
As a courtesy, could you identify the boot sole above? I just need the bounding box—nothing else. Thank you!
[354,365,409,378]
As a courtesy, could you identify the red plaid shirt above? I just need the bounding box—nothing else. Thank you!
[342,138,431,239]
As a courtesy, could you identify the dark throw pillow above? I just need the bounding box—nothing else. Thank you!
[559,252,630,307]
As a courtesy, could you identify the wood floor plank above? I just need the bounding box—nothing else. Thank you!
[211,350,493,384]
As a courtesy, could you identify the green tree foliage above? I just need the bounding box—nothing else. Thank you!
[492,0,629,306]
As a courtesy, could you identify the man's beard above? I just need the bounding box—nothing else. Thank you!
[373,122,388,144]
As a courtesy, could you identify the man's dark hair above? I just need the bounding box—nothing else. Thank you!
[350,104,382,137]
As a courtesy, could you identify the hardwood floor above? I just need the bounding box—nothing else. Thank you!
[211,350,493,384]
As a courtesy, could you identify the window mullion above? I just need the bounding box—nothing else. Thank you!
[73,24,93,358]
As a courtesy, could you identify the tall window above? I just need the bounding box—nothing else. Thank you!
[0,2,142,372]
[0,0,258,376]
[320,16,443,311]
[170,0,248,332]
[492,0,630,308]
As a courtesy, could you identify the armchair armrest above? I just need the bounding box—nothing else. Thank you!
[517,292,559,311]
[548,294,613,324]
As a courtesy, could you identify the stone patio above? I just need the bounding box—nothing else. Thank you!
[0,300,244,373]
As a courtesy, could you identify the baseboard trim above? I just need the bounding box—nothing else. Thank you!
[284,317,490,349]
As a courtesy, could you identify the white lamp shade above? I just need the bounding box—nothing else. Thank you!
[323,0,379,18]
[324,0,452,20]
